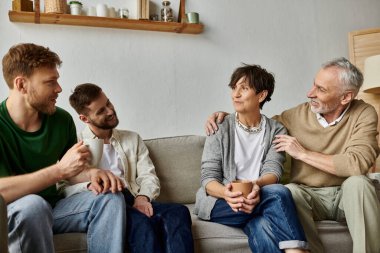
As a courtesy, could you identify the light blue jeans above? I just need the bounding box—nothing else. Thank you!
[7,191,126,253]
[210,184,308,253]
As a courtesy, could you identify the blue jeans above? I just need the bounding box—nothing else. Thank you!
[123,190,194,253]
[7,192,126,253]
[210,184,308,253]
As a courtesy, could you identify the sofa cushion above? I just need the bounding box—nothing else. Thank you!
[144,135,205,204]
[187,203,354,253]
[53,233,86,253]
[187,204,251,253]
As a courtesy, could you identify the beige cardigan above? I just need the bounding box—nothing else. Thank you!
[61,126,160,200]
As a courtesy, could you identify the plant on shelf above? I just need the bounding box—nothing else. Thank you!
[69,1,82,5]
[69,1,82,15]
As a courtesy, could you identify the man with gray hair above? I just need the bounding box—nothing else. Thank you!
[205,57,380,253]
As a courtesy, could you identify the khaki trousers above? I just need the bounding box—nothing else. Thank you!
[286,176,380,253]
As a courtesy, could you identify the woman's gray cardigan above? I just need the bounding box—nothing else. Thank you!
[193,114,287,220]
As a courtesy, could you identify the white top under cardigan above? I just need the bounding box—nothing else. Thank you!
[234,115,266,181]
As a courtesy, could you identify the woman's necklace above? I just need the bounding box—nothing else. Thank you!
[235,113,263,134]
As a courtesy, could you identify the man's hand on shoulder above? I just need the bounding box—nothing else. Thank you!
[273,134,307,160]
[134,195,153,217]
[205,111,229,136]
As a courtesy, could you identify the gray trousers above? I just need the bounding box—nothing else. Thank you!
[287,175,380,253]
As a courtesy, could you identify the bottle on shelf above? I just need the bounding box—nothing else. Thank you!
[161,1,173,22]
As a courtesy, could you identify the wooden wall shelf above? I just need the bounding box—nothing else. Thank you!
[8,11,204,34]
[8,0,203,34]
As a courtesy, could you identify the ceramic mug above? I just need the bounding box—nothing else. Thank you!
[87,6,97,16]
[231,180,253,198]
[108,7,117,18]
[83,138,104,167]
[186,12,199,24]
[96,4,108,17]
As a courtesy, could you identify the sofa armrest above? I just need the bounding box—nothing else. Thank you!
[0,194,8,253]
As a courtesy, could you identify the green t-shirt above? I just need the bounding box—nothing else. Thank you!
[0,100,77,206]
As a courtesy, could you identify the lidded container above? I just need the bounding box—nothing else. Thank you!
[161,1,173,22]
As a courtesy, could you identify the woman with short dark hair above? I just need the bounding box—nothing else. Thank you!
[194,64,309,253]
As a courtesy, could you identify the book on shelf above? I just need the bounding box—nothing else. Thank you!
[12,0,33,12]
[137,0,141,19]
[145,0,150,20]
[137,0,149,20]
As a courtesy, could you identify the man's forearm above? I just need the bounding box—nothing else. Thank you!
[66,168,91,184]
[299,150,336,175]
[0,164,60,204]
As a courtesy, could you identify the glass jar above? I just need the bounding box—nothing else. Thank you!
[119,8,129,19]
[161,1,173,22]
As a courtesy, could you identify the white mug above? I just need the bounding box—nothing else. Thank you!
[87,6,97,16]
[83,139,104,167]
[96,4,108,17]
[108,7,117,18]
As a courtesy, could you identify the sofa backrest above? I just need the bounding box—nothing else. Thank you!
[144,135,206,204]
[144,135,380,205]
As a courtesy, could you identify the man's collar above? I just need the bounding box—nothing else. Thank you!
[315,103,351,128]
[81,125,97,139]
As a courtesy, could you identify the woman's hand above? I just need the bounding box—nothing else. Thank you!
[224,182,260,214]
[240,183,260,213]
[223,183,244,212]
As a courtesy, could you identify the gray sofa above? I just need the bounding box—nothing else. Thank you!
[1,135,380,253]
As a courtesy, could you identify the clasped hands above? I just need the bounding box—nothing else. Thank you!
[224,182,260,214]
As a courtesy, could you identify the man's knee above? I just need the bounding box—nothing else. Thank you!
[342,175,373,195]
[169,203,190,216]
[285,183,305,200]
[170,204,191,222]
[8,194,52,230]
[262,184,293,200]
[342,175,370,187]
[93,192,125,210]
[157,202,189,216]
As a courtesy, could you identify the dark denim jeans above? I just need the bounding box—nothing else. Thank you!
[210,184,308,253]
[123,190,194,253]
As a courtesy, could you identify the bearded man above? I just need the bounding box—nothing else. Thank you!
[0,43,126,253]
[67,83,194,253]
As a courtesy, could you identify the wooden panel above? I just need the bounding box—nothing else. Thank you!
[348,28,380,171]
[349,28,380,72]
